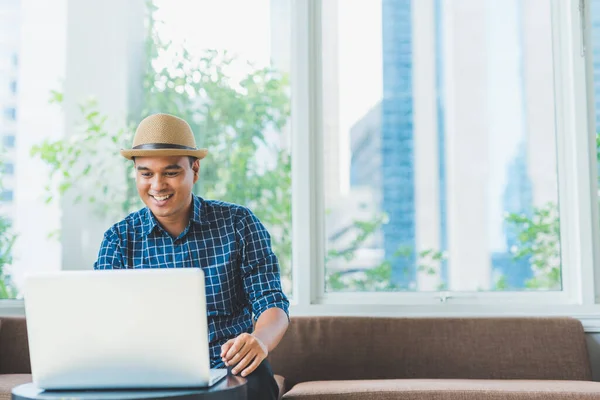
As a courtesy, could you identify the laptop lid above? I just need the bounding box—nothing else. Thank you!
[24,268,218,390]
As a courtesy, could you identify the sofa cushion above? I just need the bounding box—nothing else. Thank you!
[0,317,30,374]
[282,379,600,399]
[270,317,592,388]
[0,374,31,400]
[275,374,286,400]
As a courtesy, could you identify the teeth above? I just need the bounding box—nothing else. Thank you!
[153,195,171,201]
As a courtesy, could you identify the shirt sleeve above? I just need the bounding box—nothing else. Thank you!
[93,228,124,270]
[236,207,290,321]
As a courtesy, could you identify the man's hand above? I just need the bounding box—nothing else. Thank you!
[220,308,289,377]
[220,333,268,377]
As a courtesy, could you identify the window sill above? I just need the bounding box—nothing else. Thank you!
[3,300,600,332]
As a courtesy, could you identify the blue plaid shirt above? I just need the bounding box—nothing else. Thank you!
[93,194,289,367]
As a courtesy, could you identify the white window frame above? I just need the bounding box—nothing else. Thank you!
[290,0,600,326]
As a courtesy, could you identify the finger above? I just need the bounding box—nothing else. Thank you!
[226,341,252,367]
[224,335,248,361]
[220,339,234,358]
[231,351,258,376]
[241,355,264,377]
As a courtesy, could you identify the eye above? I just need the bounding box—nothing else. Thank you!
[165,172,179,177]
[140,172,152,177]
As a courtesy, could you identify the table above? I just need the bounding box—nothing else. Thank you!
[12,375,247,400]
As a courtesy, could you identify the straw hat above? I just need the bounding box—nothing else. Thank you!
[120,113,208,160]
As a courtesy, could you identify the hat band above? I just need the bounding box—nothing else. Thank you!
[132,143,197,150]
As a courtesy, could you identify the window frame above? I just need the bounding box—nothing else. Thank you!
[289,0,600,319]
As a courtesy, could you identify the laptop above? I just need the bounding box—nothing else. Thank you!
[23,268,228,390]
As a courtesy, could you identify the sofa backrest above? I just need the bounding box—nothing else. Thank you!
[0,317,30,374]
[268,317,592,387]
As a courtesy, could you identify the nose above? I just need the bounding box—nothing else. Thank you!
[150,175,168,192]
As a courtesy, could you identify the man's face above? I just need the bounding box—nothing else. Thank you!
[134,156,199,221]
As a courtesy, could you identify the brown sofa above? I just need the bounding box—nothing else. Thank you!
[0,317,34,400]
[1,316,600,399]
[269,316,600,399]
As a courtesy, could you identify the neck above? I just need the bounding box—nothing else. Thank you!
[157,218,187,238]
[155,197,193,237]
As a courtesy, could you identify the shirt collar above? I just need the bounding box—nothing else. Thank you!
[142,207,158,237]
[142,194,205,237]
[190,193,204,225]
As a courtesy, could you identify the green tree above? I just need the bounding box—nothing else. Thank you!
[497,131,600,290]
[503,202,561,290]
[31,94,137,223]
[326,237,447,292]
[31,2,292,291]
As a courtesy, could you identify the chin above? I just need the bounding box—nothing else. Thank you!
[150,207,171,217]
[150,209,166,217]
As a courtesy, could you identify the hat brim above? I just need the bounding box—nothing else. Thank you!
[120,148,208,160]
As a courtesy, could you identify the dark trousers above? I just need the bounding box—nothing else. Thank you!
[229,359,278,400]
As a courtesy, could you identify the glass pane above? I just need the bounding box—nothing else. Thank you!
[152,0,293,295]
[324,0,562,293]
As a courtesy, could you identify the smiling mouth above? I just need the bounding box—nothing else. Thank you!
[151,194,173,201]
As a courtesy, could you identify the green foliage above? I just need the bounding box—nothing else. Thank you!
[30,2,293,291]
[496,131,600,290]
[504,202,561,290]
[596,131,600,164]
[417,249,446,277]
[493,274,509,291]
[325,213,394,291]
[31,99,141,222]
[0,149,18,298]
[325,214,387,264]
[0,215,17,299]
[326,233,448,292]
[328,199,561,292]
[142,14,292,280]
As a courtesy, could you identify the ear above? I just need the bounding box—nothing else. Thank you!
[192,160,200,183]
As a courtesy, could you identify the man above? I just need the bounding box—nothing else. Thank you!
[94,113,289,400]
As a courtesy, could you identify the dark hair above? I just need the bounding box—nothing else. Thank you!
[132,156,197,167]
[187,156,198,167]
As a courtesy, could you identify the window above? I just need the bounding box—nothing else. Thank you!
[151,0,293,295]
[0,0,597,317]
[0,0,293,300]
[322,0,560,294]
